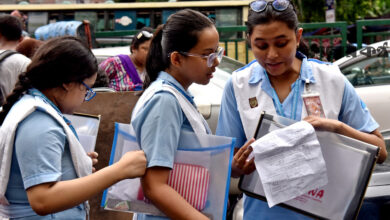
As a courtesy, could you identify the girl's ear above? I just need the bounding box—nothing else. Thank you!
[62,82,77,92]
[246,32,252,50]
[62,83,70,92]
[130,44,136,53]
[169,51,183,67]
[296,28,303,46]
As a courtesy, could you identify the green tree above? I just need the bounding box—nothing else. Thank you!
[365,0,390,18]
[336,0,371,23]
[295,0,390,23]
[293,0,326,22]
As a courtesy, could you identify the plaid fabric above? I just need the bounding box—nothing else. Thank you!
[99,56,142,91]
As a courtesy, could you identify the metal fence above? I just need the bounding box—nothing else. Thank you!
[356,19,390,49]
[95,19,390,64]
[300,22,348,61]
[95,22,348,64]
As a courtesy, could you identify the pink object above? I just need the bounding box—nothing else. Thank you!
[138,163,210,211]
[168,163,210,211]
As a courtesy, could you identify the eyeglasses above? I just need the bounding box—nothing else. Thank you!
[179,47,224,67]
[250,0,291,12]
[81,82,96,101]
[136,30,153,39]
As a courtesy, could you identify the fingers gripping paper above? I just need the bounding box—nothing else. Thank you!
[101,123,235,220]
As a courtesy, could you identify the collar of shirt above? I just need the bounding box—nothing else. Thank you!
[28,88,63,115]
[28,88,79,139]
[247,52,317,120]
[157,71,196,106]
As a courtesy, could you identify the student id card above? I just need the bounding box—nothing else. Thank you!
[302,79,325,118]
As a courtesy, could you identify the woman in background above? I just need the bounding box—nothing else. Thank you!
[99,27,153,91]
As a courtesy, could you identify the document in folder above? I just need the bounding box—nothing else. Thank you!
[65,113,101,153]
[239,112,379,220]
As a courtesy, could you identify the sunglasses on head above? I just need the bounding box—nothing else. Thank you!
[250,0,291,12]
[136,30,153,39]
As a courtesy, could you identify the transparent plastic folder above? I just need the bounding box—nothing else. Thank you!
[239,112,379,220]
[101,123,235,220]
[64,113,101,153]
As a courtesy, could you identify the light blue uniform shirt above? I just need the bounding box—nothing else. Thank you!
[3,90,85,219]
[216,54,379,220]
[131,71,199,220]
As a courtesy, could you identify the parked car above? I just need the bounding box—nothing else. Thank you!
[334,41,390,208]
[334,40,390,133]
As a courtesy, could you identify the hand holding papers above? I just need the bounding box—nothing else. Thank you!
[239,113,379,219]
[252,121,328,207]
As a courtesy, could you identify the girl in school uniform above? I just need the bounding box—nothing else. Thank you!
[131,9,224,220]
[216,0,387,219]
[0,36,146,219]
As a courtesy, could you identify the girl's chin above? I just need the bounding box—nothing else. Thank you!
[266,63,284,73]
[266,70,285,77]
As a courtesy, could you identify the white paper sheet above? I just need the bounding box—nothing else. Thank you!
[252,121,328,207]
[64,114,100,152]
[78,134,96,153]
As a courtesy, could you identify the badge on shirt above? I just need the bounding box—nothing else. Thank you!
[249,97,258,108]
[303,79,325,118]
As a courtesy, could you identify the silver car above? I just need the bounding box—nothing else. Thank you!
[334,40,390,133]
[334,41,390,203]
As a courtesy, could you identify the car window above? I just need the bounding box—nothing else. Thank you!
[341,55,390,86]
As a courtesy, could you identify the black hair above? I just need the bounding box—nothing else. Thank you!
[0,36,97,124]
[246,2,299,35]
[92,66,109,88]
[130,26,154,53]
[0,14,22,41]
[144,9,214,89]
[328,44,357,61]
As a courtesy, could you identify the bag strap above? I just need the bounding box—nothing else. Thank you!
[0,50,18,106]
[162,85,210,135]
[0,50,18,64]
